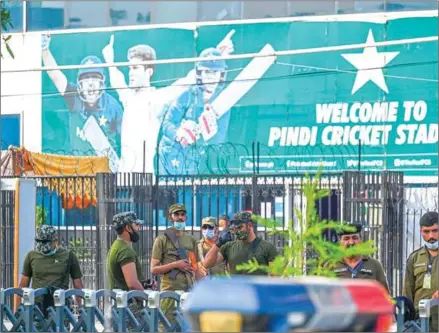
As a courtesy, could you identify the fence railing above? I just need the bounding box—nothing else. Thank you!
[0,190,15,294]
[1,287,437,332]
[0,287,188,332]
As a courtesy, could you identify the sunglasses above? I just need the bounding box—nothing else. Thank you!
[202,225,215,230]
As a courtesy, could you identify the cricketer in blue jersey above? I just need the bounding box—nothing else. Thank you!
[42,34,123,160]
[158,48,231,174]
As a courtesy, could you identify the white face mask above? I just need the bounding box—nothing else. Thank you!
[425,240,438,250]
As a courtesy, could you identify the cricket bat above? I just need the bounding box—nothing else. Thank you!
[213,43,276,118]
[82,116,120,172]
[199,44,276,141]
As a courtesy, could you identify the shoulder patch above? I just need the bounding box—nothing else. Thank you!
[407,248,422,264]
[414,263,427,268]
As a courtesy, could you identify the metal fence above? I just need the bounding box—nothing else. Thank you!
[0,190,15,291]
[0,171,437,296]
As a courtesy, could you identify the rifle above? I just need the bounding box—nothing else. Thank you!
[164,228,193,280]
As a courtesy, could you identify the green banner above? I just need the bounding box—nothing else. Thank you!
[41,14,438,176]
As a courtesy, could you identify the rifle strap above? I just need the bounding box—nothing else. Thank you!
[164,228,182,280]
[164,228,180,250]
[247,237,261,262]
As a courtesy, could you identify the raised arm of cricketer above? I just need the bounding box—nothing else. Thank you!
[199,43,277,141]
[102,35,130,104]
[154,29,237,114]
[82,116,120,172]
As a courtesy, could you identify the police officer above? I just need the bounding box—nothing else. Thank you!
[218,214,231,231]
[204,211,278,275]
[327,223,390,292]
[197,217,227,277]
[19,225,83,317]
[403,211,438,332]
[150,203,202,331]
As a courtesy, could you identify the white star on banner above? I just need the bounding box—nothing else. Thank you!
[99,115,108,126]
[341,29,400,94]
[171,159,180,167]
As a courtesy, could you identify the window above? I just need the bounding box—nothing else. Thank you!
[155,1,197,24]
[2,1,23,33]
[286,1,336,16]
[197,1,242,21]
[109,1,155,26]
[353,1,386,13]
[1,115,21,149]
[243,1,288,19]
[26,1,65,31]
[26,1,155,31]
[384,1,438,11]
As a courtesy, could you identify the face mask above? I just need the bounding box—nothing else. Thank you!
[235,231,248,240]
[174,221,186,231]
[203,229,215,240]
[425,240,438,250]
[42,248,57,256]
[234,225,250,241]
[129,225,139,243]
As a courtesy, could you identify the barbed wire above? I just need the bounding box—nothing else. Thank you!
[1,59,437,99]
[0,141,428,177]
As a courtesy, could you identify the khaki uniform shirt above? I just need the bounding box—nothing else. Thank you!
[152,233,199,292]
[198,239,227,276]
[403,246,438,331]
[328,256,390,292]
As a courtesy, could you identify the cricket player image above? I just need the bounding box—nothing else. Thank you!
[101,31,235,174]
[158,43,278,174]
[42,34,122,172]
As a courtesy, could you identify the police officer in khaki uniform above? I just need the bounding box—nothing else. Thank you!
[327,223,390,292]
[204,211,278,276]
[403,211,438,332]
[197,217,227,277]
[150,203,202,331]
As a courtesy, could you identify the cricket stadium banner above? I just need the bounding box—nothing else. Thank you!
[39,11,438,176]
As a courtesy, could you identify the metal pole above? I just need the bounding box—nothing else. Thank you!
[1,35,437,74]
[96,173,112,332]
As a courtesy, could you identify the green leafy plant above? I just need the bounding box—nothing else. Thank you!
[237,169,377,277]
[1,2,14,58]
[36,206,48,227]
[69,238,92,260]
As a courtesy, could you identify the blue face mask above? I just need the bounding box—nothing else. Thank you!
[425,240,438,250]
[42,248,57,256]
[174,221,186,231]
[203,229,216,240]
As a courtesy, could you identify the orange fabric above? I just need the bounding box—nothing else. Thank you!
[15,148,110,176]
[11,147,110,209]
[188,252,198,270]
